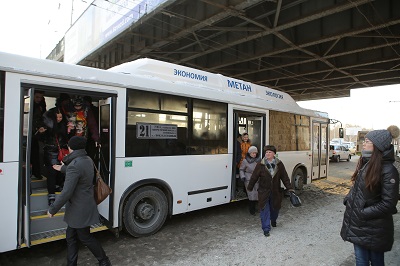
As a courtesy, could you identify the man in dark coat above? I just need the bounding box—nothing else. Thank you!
[48,136,111,266]
[31,90,46,179]
[247,145,294,237]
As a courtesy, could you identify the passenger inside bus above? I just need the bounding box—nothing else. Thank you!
[40,106,69,205]
[32,92,102,203]
[31,90,46,180]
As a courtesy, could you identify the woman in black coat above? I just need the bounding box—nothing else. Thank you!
[341,126,399,265]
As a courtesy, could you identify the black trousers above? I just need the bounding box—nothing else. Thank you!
[30,137,41,178]
[66,226,108,266]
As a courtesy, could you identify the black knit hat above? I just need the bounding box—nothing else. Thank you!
[264,145,277,154]
[68,136,87,150]
[365,125,400,152]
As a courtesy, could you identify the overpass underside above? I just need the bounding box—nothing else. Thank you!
[75,0,400,101]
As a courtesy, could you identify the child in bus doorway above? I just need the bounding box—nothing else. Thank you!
[239,133,251,167]
[247,145,294,237]
[240,145,260,215]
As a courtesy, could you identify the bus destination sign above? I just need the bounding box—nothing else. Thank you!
[136,123,178,139]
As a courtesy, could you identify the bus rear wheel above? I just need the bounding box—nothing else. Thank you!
[123,186,168,237]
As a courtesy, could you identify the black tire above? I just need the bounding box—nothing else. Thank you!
[335,156,340,163]
[292,168,305,191]
[123,186,168,237]
[347,155,351,161]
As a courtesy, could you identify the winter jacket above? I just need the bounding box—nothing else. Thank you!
[32,100,46,132]
[247,157,293,211]
[49,149,100,228]
[238,141,251,167]
[240,154,260,201]
[340,148,399,252]
[41,108,69,165]
[63,102,100,142]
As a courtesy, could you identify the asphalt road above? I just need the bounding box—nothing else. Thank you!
[1,156,399,265]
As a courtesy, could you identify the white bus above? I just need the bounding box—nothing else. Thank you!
[0,52,329,252]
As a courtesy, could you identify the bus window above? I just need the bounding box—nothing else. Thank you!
[126,90,189,157]
[125,89,228,157]
[191,99,227,154]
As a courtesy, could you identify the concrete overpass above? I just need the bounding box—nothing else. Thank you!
[48,0,400,101]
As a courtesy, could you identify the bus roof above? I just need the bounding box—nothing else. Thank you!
[0,52,328,119]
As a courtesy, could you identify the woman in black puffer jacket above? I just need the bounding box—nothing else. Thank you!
[340,126,399,265]
[41,107,70,205]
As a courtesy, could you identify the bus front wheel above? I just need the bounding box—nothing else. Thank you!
[123,186,168,237]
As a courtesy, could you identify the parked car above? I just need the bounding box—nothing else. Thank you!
[329,144,351,162]
[342,142,356,155]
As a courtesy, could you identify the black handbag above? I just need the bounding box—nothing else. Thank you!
[289,191,301,207]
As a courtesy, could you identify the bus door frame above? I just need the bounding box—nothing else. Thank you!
[19,87,35,248]
[231,109,265,200]
[98,96,116,225]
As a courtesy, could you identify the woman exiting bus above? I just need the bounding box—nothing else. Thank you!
[240,145,260,215]
[41,107,69,205]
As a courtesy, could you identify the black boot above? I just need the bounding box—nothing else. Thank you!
[99,257,112,266]
[48,194,56,206]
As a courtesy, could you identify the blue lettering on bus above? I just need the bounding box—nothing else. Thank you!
[174,69,208,82]
[265,90,284,99]
[227,79,252,92]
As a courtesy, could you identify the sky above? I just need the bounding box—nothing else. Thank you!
[1,1,399,131]
[0,0,90,58]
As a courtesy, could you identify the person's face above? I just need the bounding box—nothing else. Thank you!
[250,151,257,158]
[34,93,44,104]
[265,150,275,160]
[362,138,374,151]
[242,135,249,142]
[56,113,63,123]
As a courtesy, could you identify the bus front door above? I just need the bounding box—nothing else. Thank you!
[97,97,115,224]
[232,113,264,200]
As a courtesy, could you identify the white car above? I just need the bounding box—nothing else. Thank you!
[329,144,351,162]
[342,142,356,155]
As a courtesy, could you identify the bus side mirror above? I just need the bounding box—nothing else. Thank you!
[339,128,344,138]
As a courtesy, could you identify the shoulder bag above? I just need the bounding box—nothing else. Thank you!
[93,162,112,205]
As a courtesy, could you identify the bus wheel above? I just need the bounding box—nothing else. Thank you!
[123,186,168,237]
[293,168,305,191]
